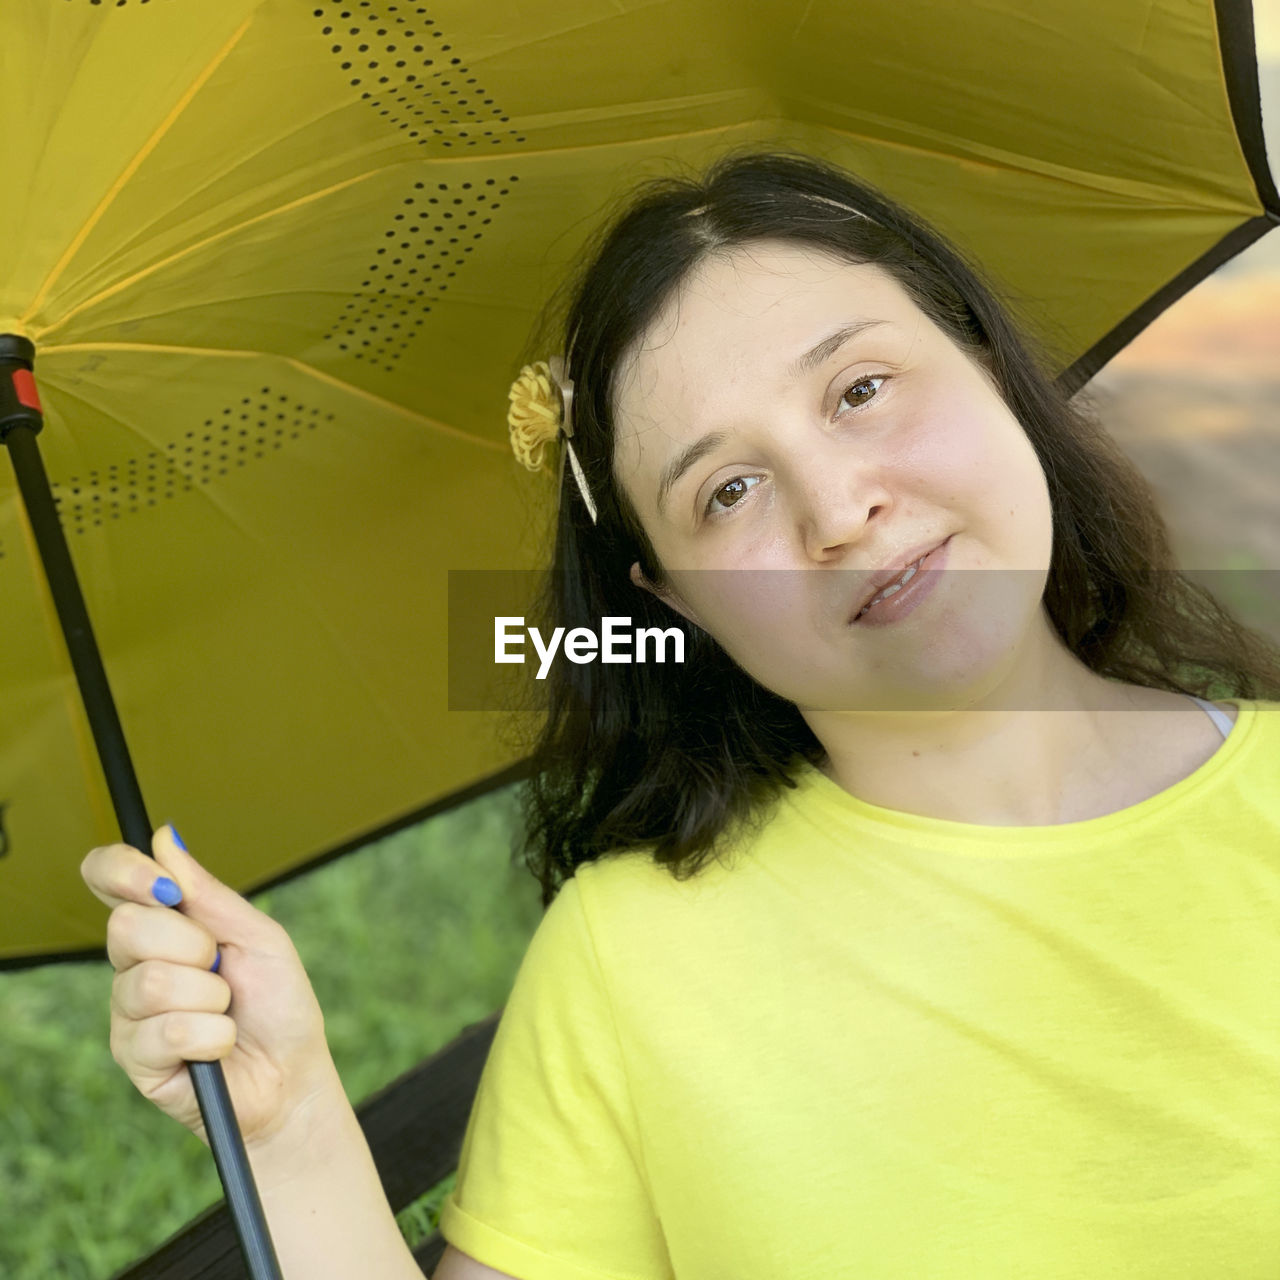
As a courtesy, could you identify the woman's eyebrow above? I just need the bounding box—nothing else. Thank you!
[789,319,890,379]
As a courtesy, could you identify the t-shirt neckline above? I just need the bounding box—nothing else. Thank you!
[786,699,1256,853]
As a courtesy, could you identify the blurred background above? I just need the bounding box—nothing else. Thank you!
[1084,4,1279,636]
[1,5,1277,1279]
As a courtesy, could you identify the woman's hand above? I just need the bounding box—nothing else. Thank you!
[81,826,338,1151]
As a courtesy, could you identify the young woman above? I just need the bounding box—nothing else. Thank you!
[82,152,1280,1280]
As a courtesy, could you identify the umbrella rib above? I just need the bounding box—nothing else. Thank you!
[426,132,1237,213]
[37,341,507,453]
[778,96,1260,213]
[34,167,403,343]
[19,16,254,327]
[53,95,383,287]
[35,377,179,471]
[462,105,1253,213]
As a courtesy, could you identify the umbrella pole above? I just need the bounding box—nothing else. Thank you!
[0,335,285,1280]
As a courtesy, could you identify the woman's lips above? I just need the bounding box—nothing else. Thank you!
[851,535,952,627]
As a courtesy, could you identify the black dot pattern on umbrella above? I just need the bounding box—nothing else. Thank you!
[313,2,525,149]
[73,0,157,7]
[323,176,518,371]
[48,394,335,537]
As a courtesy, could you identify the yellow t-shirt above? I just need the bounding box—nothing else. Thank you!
[439,700,1280,1279]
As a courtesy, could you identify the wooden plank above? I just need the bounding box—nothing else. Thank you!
[110,1012,500,1279]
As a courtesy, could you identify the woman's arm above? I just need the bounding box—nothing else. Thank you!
[246,1061,427,1280]
[249,1064,522,1279]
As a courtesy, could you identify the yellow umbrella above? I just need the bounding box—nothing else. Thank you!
[1,2,1276,953]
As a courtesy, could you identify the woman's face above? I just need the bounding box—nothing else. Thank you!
[611,239,1055,714]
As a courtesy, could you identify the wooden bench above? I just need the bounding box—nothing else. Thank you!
[111,1012,501,1279]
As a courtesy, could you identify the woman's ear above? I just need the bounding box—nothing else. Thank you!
[630,561,702,628]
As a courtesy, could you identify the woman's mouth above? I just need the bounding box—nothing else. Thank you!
[855,556,927,618]
[852,536,952,627]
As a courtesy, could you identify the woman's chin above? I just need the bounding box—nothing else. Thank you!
[775,611,1035,713]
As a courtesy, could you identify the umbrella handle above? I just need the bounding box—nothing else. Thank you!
[0,335,285,1280]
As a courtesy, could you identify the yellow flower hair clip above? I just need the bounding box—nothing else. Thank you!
[507,360,562,471]
[506,356,597,524]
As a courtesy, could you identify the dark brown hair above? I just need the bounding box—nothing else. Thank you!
[514,149,1280,907]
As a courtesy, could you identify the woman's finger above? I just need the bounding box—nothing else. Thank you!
[111,1010,238,1081]
[111,959,232,1022]
[106,900,219,974]
[81,842,179,912]
[149,825,285,951]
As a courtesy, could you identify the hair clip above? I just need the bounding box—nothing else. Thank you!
[507,358,597,524]
[547,356,597,525]
[801,193,875,221]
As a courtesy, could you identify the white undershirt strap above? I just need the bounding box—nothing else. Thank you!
[1187,694,1234,740]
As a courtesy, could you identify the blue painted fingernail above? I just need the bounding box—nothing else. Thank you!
[151,876,183,906]
[168,824,188,852]
[210,950,221,974]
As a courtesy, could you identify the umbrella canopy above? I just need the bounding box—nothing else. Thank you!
[2,0,1275,965]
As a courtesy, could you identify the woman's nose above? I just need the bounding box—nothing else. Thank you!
[794,455,893,562]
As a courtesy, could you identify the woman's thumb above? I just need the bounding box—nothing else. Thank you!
[150,824,272,944]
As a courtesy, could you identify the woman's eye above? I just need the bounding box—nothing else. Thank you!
[694,378,885,521]
[705,474,760,516]
[837,375,885,413]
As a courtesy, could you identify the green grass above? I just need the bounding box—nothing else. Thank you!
[0,785,541,1279]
